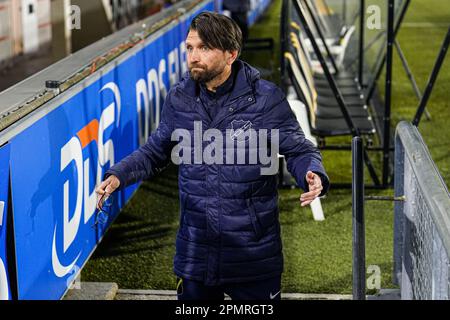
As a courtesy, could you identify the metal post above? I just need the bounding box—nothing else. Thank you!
[382,0,395,187]
[352,136,366,300]
[413,27,450,127]
[359,0,365,87]
[393,128,405,286]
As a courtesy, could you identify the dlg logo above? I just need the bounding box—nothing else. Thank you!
[52,82,121,278]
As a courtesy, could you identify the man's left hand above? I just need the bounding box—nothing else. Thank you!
[300,171,323,207]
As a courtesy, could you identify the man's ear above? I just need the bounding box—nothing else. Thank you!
[226,50,239,65]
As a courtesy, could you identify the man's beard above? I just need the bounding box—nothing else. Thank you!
[189,64,224,83]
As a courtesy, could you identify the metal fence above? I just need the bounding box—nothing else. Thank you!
[393,121,450,300]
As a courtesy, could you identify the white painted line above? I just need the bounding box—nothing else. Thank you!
[402,22,450,28]
[0,201,5,227]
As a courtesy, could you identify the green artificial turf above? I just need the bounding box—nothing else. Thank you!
[82,0,450,294]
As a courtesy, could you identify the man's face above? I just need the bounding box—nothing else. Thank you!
[186,30,229,83]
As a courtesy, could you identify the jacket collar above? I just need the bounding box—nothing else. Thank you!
[199,62,237,98]
[177,60,261,127]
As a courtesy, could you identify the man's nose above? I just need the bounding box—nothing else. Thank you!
[189,49,200,63]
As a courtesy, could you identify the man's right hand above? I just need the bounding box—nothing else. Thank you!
[95,175,120,210]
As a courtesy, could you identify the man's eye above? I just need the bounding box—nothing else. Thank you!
[201,46,209,51]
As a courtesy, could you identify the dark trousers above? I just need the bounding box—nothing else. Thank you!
[176,275,281,300]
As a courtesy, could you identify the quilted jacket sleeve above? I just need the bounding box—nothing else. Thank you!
[105,90,175,189]
[263,87,330,195]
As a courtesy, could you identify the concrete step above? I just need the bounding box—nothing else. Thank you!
[115,289,353,300]
[63,282,118,300]
[64,283,400,300]
[115,289,400,300]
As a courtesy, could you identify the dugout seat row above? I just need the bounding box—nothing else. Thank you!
[284,38,375,136]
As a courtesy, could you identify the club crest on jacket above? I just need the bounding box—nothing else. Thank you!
[230,120,253,142]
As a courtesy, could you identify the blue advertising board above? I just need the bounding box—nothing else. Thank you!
[0,143,11,300]
[8,0,214,300]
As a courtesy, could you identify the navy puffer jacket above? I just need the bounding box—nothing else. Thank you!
[106,60,329,285]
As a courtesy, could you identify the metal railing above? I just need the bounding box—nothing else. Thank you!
[352,136,366,300]
[393,121,450,300]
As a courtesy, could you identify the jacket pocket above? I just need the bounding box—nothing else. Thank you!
[246,198,263,240]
